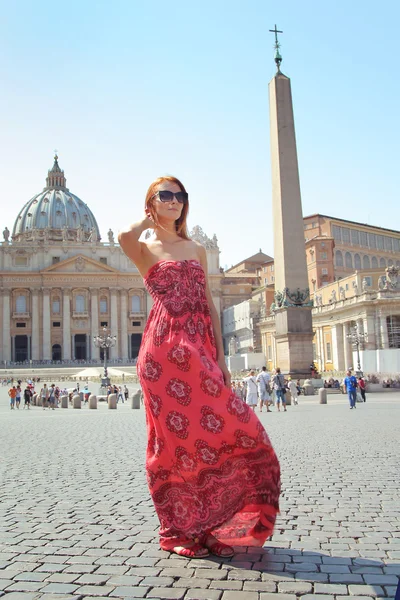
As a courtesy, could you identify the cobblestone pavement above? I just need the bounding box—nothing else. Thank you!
[0,385,399,600]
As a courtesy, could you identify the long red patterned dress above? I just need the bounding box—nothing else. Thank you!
[137,259,280,550]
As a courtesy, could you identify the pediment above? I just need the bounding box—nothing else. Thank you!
[41,254,120,274]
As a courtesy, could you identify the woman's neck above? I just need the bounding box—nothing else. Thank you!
[154,224,181,244]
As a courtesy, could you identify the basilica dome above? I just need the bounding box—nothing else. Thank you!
[12,155,101,242]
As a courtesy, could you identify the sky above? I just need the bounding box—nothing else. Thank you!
[1,0,399,268]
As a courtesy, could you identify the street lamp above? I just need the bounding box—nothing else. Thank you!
[347,323,367,376]
[93,327,117,388]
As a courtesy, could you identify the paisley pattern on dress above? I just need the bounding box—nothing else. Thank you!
[137,260,280,550]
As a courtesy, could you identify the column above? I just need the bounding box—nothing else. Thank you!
[318,328,325,372]
[110,288,119,359]
[1,290,11,363]
[120,290,128,361]
[63,290,71,360]
[90,290,99,360]
[363,313,376,350]
[343,322,352,370]
[31,289,40,360]
[379,313,389,349]
[42,288,51,360]
[332,323,345,371]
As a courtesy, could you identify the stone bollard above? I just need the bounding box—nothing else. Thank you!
[108,393,117,409]
[32,393,38,406]
[61,395,68,408]
[131,390,141,409]
[37,395,42,407]
[303,379,315,396]
[319,388,327,404]
[73,394,81,409]
[89,395,97,409]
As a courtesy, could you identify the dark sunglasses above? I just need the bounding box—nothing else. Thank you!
[153,190,188,204]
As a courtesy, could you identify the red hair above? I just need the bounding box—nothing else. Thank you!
[145,176,190,240]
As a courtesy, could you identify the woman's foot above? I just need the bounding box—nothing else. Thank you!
[204,534,234,557]
[171,541,209,558]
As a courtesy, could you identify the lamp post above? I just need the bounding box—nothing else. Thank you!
[346,323,366,376]
[93,327,117,388]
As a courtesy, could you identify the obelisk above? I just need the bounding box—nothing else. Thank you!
[268,25,314,376]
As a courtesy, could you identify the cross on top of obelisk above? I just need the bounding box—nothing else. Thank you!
[269,24,283,72]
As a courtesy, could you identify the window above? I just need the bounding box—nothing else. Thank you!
[268,345,272,360]
[100,257,108,264]
[52,322,61,327]
[384,236,392,252]
[52,299,60,314]
[388,259,394,266]
[360,231,368,247]
[377,235,384,250]
[321,252,327,260]
[345,283,349,291]
[345,252,353,268]
[351,229,359,245]
[371,256,378,268]
[321,268,328,275]
[132,321,141,326]
[326,342,332,361]
[363,255,370,269]
[271,276,275,283]
[52,257,60,264]
[131,295,141,312]
[335,250,344,267]
[387,315,400,349]
[16,322,26,328]
[363,276,372,286]
[380,257,386,267]
[321,242,325,248]
[263,277,268,285]
[368,233,376,249]
[312,222,317,228]
[354,254,361,270]
[342,228,350,243]
[15,256,28,266]
[75,294,85,312]
[331,225,341,242]
[100,297,108,313]
[271,264,274,272]
[393,238,400,252]
[101,321,108,327]
[16,295,27,313]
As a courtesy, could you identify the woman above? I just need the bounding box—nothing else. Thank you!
[242,370,258,412]
[119,176,280,559]
[272,368,286,412]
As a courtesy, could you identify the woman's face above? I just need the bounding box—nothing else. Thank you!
[151,181,184,225]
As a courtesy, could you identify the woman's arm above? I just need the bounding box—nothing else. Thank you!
[118,216,154,272]
[198,245,231,387]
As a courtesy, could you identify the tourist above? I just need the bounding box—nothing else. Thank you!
[124,384,129,401]
[8,385,17,410]
[118,175,280,559]
[288,377,299,405]
[256,366,272,412]
[117,386,124,403]
[23,385,32,409]
[15,386,22,409]
[236,380,245,400]
[243,370,258,411]
[272,367,286,412]
[40,384,49,409]
[344,369,358,409]
[358,376,366,402]
[48,384,56,410]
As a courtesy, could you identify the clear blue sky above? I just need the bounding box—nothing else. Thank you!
[1,0,399,268]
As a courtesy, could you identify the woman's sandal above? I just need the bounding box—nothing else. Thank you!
[171,542,209,558]
[204,535,235,558]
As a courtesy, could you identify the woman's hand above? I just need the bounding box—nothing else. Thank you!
[218,357,231,388]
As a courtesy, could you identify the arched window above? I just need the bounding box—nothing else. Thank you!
[388,259,394,266]
[345,252,353,269]
[354,254,361,270]
[75,294,85,312]
[131,295,141,312]
[363,255,370,269]
[16,295,27,313]
[371,256,378,269]
[52,297,60,314]
[380,257,386,268]
[100,297,108,314]
[335,250,343,267]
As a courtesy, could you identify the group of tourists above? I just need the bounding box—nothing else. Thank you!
[231,366,301,412]
[106,384,129,403]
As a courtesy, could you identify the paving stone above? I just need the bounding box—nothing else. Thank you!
[227,569,261,581]
[45,574,80,584]
[145,588,186,599]
[243,581,275,592]
[38,584,80,594]
[4,583,45,593]
[63,564,99,574]
[278,581,312,594]
[109,587,149,598]
[260,595,296,600]
[139,576,175,587]
[74,584,116,596]
[195,569,226,580]
[0,594,42,600]
[13,572,49,582]
[314,583,348,594]
[185,590,222,600]
[348,584,385,596]
[106,576,143,586]
[221,592,259,600]
[209,581,243,591]
[363,574,399,585]
[34,564,67,573]
[74,573,111,585]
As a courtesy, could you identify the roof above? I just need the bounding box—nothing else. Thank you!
[226,251,274,273]
[304,214,400,236]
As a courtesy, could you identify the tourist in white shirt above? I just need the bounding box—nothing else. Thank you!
[242,370,258,411]
[256,367,272,413]
[288,377,299,405]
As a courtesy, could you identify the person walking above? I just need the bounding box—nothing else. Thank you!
[288,377,299,406]
[40,384,49,409]
[8,386,17,410]
[358,376,366,402]
[117,386,124,403]
[119,175,280,559]
[256,367,272,412]
[48,384,56,410]
[272,368,287,412]
[243,370,258,412]
[15,386,22,409]
[344,370,358,409]
[124,384,129,402]
[23,385,32,409]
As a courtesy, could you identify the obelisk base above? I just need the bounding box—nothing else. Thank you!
[274,307,314,378]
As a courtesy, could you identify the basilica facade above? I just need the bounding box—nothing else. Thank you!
[0,156,222,364]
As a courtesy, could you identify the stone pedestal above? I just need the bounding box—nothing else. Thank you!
[319,388,327,404]
[303,379,314,396]
[108,393,117,409]
[73,394,81,409]
[60,395,68,408]
[131,390,141,409]
[274,308,314,377]
[32,393,37,406]
[37,396,42,407]
[89,395,97,409]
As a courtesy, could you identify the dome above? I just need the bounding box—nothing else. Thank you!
[12,155,101,242]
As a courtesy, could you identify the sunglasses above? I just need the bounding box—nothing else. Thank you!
[153,190,188,204]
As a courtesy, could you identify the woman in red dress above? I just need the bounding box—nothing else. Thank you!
[119,176,280,559]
